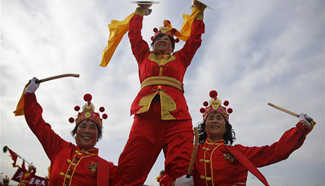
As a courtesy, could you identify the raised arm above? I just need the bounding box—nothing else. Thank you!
[23,79,66,161]
[178,4,206,67]
[128,8,150,64]
[236,121,312,167]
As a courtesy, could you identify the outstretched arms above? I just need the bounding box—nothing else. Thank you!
[237,120,312,168]
[24,78,66,162]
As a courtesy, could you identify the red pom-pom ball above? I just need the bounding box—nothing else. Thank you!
[84,93,92,102]
[223,100,229,106]
[153,27,158,33]
[74,106,80,111]
[209,90,218,98]
[69,117,75,123]
[175,38,179,43]
[203,101,209,107]
[99,107,105,112]
[102,114,108,119]
[227,108,233,113]
[200,108,206,113]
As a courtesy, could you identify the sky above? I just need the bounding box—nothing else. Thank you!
[0,0,324,185]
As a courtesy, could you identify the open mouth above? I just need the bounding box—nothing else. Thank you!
[156,40,168,47]
[208,125,220,129]
[80,135,93,141]
[207,122,221,129]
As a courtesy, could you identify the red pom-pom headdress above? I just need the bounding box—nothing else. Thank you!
[200,90,233,121]
[151,20,181,43]
[68,93,108,128]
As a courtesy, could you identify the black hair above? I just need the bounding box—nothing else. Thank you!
[151,33,175,50]
[198,116,236,145]
[71,119,102,141]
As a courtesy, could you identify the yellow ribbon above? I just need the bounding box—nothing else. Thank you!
[177,7,201,41]
[100,13,135,67]
[13,84,28,116]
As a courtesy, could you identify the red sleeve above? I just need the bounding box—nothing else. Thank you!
[235,122,310,167]
[177,19,205,67]
[97,156,117,186]
[128,14,150,64]
[24,93,67,161]
[108,163,118,185]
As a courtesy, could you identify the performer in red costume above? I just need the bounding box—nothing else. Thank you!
[23,78,117,186]
[117,1,207,185]
[185,90,315,186]
[18,164,36,186]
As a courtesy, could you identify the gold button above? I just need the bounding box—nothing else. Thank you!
[206,177,212,181]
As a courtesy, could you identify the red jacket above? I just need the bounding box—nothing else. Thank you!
[24,93,117,186]
[193,122,310,186]
[128,14,205,120]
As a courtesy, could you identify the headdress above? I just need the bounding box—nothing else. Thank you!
[200,90,233,120]
[68,93,107,128]
[151,20,180,43]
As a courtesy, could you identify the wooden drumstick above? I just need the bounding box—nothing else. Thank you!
[36,73,80,83]
[267,102,299,117]
[267,102,316,126]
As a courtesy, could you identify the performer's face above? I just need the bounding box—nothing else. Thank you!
[75,120,98,150]
[153,35,173,54]
[205,111,226,141]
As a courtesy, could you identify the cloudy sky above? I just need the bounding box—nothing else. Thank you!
[0,0,324,185]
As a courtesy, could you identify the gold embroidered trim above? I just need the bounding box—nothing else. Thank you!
[203,148,208,186]
[206,140,224,145]
[199,159,210,163]
[200,175,212,181]
[148,53,176,66]
[202,147,210,151]
[141,76,183,91]
[136,90,177,120]
[210,144,222,186]
[136,92,158,115]
[160,91,176,120]
[61,151,97,186]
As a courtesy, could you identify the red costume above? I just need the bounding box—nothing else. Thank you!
[192,90,313,186]
[24,93,117,186]
[193,122,310,186]
[117,9,205,185]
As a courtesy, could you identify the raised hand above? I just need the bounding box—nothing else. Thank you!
[299,113,316,129]
[24,77,40,94]
[136,1,153,16]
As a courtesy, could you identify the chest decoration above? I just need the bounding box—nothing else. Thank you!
[148,53,176,66]
[223,152,236,164]
[88,162,97,173]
